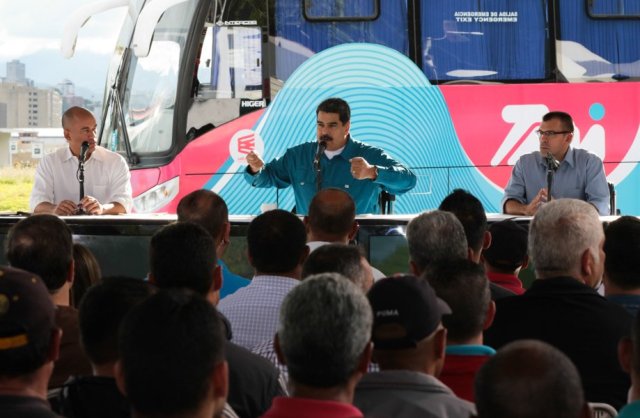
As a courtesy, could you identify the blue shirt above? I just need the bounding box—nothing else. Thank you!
[618,400,640,418]
[218,260,250,299]
[244,136,417,214]
[502,147,610,215]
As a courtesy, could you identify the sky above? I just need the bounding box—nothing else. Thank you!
[0,0,127,97]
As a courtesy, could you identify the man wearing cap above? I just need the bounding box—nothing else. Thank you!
[353,275,475,417]
[482,220,529,295]
[0,266,63,417]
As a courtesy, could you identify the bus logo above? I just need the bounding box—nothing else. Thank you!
[229,129,264,164]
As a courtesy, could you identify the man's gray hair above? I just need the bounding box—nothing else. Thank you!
[278,273,372,388]
[529,199,603,277]
[406,210,468,272]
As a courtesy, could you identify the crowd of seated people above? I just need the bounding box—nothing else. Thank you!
[2,188,638,417]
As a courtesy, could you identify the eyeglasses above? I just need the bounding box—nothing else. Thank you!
[536,130,571,138]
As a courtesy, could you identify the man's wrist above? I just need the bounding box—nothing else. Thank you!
[370,166,378,180]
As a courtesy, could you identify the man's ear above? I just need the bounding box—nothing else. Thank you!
[115,360,127,397]
[48,328,62,362]
[211,361,228,399]
[618,336,633,373]
[348,221,360,242]
[212,265,223,292]
[433,327,447,362]
[67,259,75,285]
[483,301,496,330]
[274,334,287,366]
[521,255,529,270]
[356,342,373,375]
[483,231,492,251]
[409,260,420,276]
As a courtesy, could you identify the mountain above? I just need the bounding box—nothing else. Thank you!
[1,49,113,99]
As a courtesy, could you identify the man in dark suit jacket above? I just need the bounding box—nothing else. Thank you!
[485,199,632,410]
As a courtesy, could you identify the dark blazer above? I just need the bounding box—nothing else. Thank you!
[485,276,632,410]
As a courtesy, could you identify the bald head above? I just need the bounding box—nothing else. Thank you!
[306,188,357,242]
[62,106,94,129]
[177,189,229,243]
[475,340,587,418]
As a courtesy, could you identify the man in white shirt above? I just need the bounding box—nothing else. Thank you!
[30,106,132,215]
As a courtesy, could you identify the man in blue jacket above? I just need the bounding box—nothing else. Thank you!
[244,98,416,214]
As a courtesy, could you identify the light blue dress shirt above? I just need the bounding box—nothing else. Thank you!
[502,147,610,215]
[244,136,416,214]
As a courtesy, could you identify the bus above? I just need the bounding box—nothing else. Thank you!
[64,0,640,214]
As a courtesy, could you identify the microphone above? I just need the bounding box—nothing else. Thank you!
[545,152,559,172]
[80,141,90,163]
[314,141,327,170]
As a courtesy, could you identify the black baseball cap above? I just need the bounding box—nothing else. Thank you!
[484,220,528,269]
[0,266,55,353]
[367,275,451,350]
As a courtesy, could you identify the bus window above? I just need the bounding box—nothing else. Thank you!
[272,0,408,82]
[304,0,379,20]
[104,0,198,155]
[558,1,640,81]
[588,0,640,17]
[420,0,550,82]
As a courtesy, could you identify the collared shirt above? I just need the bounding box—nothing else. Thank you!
[261,397,363,418]
[30,146,133,212]
[487,271,525,295]
[354,370,476,418]
[218,275,299,350]
[441,345,496,402]
[244,136,416,214]
[502,147,609,215]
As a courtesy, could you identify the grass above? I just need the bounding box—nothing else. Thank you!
[0,166,35,213]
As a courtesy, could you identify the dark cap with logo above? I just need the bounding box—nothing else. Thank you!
[483,220,528,269]
[367,275,451,350]
[0,266,55,353]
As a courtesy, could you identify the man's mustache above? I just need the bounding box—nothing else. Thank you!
[319,135,332,142]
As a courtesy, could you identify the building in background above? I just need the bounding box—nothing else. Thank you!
[0,60,63,128]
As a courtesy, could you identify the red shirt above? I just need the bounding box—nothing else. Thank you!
[261,397,364,418]
[440,345,495,402]
[487,272,525,295]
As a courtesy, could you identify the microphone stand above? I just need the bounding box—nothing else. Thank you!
[314,141,326,191]
[546,152,559,201]
[76,142,89,215]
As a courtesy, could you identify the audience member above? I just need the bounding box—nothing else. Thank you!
[6,214,92,387]
[55,277,154,418]
[218,209,308,350]
[149,222,284,418]
[485,199,632,409]
[177,189,250,298]
[475,340,590,418]
[305,189,385,279]
[304,188,359,252]
[253,243,374,382]
[618,310,640,417]
[406,210,468,276]
[604,216,640,316]
[262,274,372,417]
[116,289,229,418]
[354,275,475,417]
[439,189,515,300]
[424,260,496,402]
[301,243,374,292]
[0,266,62,418]
[71,243,101,308]
[481,220,528,295]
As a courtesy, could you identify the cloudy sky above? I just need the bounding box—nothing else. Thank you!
[0,0,127,96]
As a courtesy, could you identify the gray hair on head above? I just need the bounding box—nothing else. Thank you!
[278,273,372,388]
[529,199,602,278]
[406,210,468,272]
